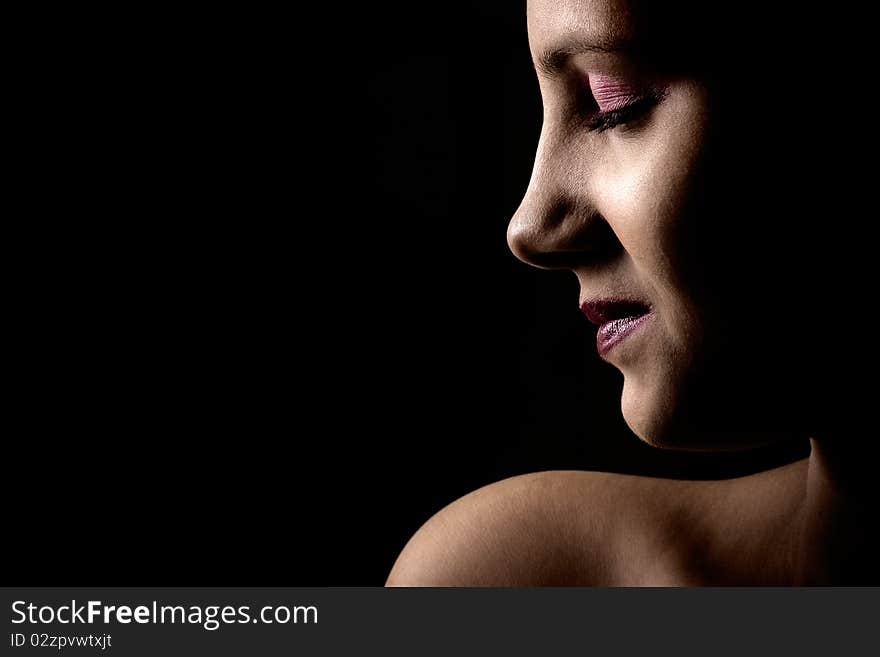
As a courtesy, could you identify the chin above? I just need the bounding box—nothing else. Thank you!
[620,374,679,449]
[620,372,796,452]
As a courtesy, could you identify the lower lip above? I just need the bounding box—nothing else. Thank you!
[596,312,652,357]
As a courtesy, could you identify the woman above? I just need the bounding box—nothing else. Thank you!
[386,0,877,585]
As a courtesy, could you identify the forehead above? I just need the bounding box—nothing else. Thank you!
[526,0,634,52]
[526,0,721,76]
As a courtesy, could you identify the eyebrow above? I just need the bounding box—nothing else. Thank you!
[534,36,632,78]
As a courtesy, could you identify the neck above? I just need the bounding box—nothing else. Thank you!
[793,438,879,584]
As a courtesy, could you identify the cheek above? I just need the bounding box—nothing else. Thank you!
[590,83,709,282]
[590,144,676,276]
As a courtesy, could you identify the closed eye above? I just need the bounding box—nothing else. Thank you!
[585,92,664,132]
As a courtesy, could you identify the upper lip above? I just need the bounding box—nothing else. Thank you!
[580,298,651,325]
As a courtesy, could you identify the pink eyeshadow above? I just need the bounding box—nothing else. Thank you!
[588,72,642,112]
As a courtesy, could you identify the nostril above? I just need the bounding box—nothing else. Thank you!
[506,218,542,266]
[506,194,578,267]
[507,204,622,271]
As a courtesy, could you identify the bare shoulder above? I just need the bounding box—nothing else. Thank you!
[385,469,704,586]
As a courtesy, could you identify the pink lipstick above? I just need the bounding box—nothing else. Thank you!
[580,299,652,357]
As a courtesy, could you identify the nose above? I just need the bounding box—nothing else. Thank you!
[507,130,614,270]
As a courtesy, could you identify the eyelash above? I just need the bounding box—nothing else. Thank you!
[584,92,664,133]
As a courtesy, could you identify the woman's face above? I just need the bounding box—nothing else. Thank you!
[509,0,821,449]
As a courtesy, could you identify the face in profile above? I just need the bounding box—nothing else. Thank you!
[509,0,832,450]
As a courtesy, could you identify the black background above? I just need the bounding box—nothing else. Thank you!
[9,2,808,585]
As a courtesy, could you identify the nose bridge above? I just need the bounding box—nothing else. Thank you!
[507,123,597,269]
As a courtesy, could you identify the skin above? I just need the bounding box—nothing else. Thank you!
[387,0,878,585]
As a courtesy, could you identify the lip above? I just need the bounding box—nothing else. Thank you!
[580,299,653,357]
